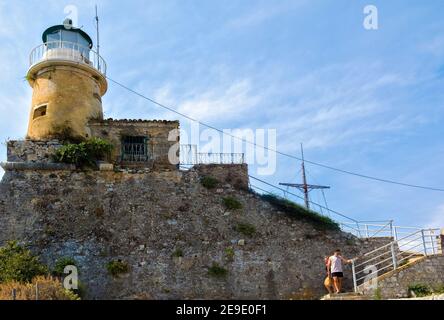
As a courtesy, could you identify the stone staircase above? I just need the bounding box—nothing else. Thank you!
[342,227,444,299]
[318,226,444,300]
[321,292,371,300]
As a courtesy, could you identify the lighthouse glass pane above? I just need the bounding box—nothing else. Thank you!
[46,31,61,49]
[60,30,90,57]
[47,31,61,42]
[61,30,77,44]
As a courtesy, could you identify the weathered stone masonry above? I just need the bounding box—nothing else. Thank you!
[0,164,390,300]
[361,255,444,299]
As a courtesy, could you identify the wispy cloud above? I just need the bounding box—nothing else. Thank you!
[426,204,444,228]
[226,0,307,29]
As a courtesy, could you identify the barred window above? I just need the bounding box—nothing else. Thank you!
[121,136,149,162]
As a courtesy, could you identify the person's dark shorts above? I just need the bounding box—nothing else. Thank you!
[331,272,344,278]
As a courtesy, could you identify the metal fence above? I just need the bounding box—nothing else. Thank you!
[29,41,107,75]
[351,228,441,292]
[180,144,245,165]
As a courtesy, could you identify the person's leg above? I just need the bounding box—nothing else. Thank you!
[333,277,340,293]
[325,283,333,294]
[325,278,333,294]
[337,277,343,293]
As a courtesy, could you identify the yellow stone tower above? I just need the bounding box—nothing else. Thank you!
[26,20,107,141]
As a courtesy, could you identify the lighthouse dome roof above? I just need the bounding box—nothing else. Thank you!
[42,24,93,49]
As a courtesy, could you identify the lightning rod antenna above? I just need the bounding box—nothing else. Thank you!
[95,5,100,69]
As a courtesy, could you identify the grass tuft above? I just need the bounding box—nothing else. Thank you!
[208,263,228,278]
[258,194,339,231]
[222,197,242,210]
[235,223,256,237]
[200,176,219,189]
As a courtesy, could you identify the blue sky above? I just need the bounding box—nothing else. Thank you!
[1,0,444,228]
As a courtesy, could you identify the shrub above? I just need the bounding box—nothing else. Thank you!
[172,249,184,258]
[258,194,339,231]
[208,263,228,278]
[53,138,113,167]
[53,257,77,277]
[235,223,256,237]
[0,241,48,284]
[106,260,129,277]
[222,197,242,210]
[0,276,80,300]
[200,176,219,189]
[408,284,432,297]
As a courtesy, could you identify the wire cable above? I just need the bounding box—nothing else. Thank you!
[106,76,444,192]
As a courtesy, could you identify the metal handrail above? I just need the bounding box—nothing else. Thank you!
[29,41,107,75]
[351,227,441,292]
[197,152,245,165]
[179,145,245,165]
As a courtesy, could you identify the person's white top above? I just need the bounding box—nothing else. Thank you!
[329,255,343,273]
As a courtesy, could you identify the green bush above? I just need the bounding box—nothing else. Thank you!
[408,284,433,297]
[208,263,228,278]
[258,194,339,231]
[106,260,129,277]
[0,241,48,283]
[200,176,219,189]
[53,257,77,276]
[53,138,113,167]
[235,223,256,237]
[222,197,243,210]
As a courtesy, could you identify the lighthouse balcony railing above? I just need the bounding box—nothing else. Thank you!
[29,41,107,75]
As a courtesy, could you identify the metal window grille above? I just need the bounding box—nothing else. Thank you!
[121,136,149,162]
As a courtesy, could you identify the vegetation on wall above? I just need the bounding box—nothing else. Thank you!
[53,257,77,277]
[172,249,184,258]
[257,194,339,231]
[208,263,228,278]
[106,260,129,277]
[408,284,433,297]
[224,247,235,262]
[53,138,113,168]
[222,197,243,210]
[235,223,256,237]
[200,176,219,189]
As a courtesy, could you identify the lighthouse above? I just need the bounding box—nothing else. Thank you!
[26,19,107,141]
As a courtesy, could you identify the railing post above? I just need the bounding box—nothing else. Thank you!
[421,229,428,256]
[11,288,16,300]
[394,226,398,241]
[439,229,444,255]
[390,242,397,270]
[389,220,394,239]
[351,260,358,293]
[365,224,369,238]
[429,230,436,255]
[356,222,362,238]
